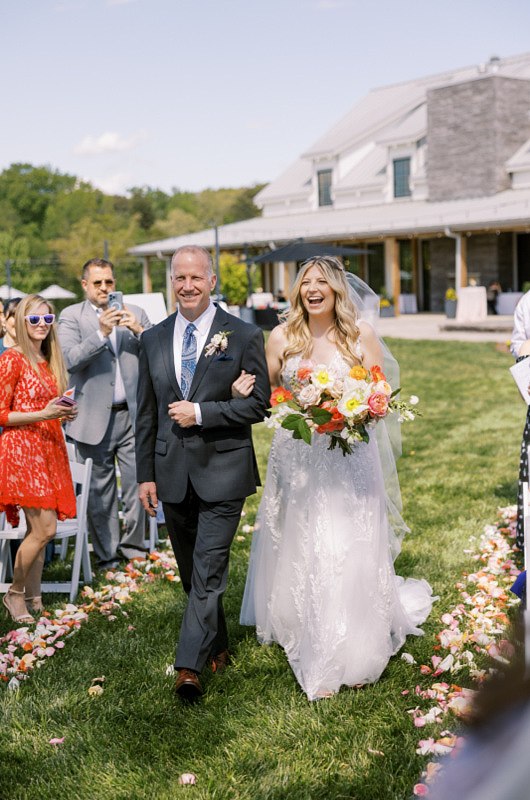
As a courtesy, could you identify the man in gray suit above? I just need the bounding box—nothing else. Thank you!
[59,258,152,569]
[136,245,269,700]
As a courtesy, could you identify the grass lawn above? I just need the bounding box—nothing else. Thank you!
[0,338,524,800]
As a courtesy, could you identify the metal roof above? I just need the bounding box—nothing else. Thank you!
[129,185,530,257]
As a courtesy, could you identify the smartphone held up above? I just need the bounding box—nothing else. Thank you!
[107,291,124,312]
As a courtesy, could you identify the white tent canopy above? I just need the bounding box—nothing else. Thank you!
[40,284,76,299]
[0,284,27,300]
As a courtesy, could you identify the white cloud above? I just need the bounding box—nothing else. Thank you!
[73,131,147,156]
[107,0,137,5]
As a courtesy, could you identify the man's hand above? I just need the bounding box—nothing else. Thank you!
[139,482,158,517]
[119,306,143,335]
[99,307,123,338]
[520,339,530,356]
[168,400,197,427]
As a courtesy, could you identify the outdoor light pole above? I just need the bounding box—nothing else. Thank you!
[244,243,252,299]
[213,224,221,296]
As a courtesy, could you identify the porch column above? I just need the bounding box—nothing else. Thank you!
[142,257,152,294]
[165,257,174,313]
[460,236,468,288]
[385,237,400,316]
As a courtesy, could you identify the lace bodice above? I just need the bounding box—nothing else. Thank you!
[281,340,363,392]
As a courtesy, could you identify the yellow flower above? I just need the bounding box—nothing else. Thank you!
[349,366,369,380]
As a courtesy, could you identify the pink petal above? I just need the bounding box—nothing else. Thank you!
[49,737,65,746]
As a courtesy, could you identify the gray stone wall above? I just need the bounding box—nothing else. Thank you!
[427,75,530,201]
[429,238,455,311]
[427,233,515,310]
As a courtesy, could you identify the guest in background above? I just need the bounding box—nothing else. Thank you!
[0,295,77,623]
[487,281,502,315]
[1,298,22,351]
[510,292,530,549]
[59,258,152,570]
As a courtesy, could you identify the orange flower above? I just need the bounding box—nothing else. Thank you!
[297,365,312,382]
[315,401,345,433]
[270,387,293,406]
[349,365,369,380]
[370,365,386,383]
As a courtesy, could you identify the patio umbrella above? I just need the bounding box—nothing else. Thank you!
[40,284,76,299]
[0,284,27,300]
[251,240,372,263]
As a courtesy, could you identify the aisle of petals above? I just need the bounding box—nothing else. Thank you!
[408,505,521,796]
[0,550,181,690]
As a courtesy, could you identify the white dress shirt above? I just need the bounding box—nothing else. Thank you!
[511,291,530,357]
[173,301,217,424]
[93,304,127,404]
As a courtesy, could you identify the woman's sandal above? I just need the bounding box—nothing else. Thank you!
[2,589,35,625]
[26,595,45,615]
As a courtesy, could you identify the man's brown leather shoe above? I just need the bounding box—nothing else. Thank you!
[210,650,231,674]
[174,669,203,701]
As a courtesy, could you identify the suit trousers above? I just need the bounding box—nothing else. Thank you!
[76,408,146,565]
[163,483,244,673]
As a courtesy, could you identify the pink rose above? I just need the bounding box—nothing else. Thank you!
[367,392,389,418]
[297,384,322,408]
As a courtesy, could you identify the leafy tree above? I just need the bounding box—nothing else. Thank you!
[50,215,141,279]
[0,163,76,231]
[218,252,254,305]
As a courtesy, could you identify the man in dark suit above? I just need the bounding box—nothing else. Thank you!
[136,245,270,700]
[59,258,152,569]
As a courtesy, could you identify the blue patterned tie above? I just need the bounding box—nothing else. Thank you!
[181,322,197,399]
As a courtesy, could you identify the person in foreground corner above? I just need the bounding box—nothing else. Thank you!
[510,289,530,550]
[135,245,270,700]
[239,256,434,701]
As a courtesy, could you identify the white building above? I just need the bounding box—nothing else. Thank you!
[130,51,530,312]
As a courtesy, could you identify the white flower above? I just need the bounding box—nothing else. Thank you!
[297,383,322,408]
[204,330,232,357]
[375,380,392,397]
[409,395,419,405]
[328,378,344,399]
[310,364,335,391]
[337,387,369,419]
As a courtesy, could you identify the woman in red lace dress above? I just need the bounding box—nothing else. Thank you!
[0,295,78,624]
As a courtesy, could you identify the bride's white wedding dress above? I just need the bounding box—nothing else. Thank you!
[240,350,434,701]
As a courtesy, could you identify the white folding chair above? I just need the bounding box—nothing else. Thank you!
[0,458,93,602]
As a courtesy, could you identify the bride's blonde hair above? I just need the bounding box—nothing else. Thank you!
[281,256,360,367]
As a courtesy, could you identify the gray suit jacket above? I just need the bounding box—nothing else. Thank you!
[135,305,270,503]
[58,300,152,445]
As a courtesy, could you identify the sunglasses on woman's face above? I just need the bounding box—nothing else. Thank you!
[25,314,55,326]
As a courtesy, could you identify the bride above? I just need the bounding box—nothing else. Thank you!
[239,256,434,700]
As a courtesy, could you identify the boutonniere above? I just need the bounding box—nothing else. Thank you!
[204,330,233,357]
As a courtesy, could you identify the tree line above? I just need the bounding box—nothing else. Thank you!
[0,163,265,302]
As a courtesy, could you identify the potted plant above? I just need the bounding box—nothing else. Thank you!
[379,293,395,318]
[445,288,457,318]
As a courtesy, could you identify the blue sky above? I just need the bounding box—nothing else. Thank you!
[2,0,530,194]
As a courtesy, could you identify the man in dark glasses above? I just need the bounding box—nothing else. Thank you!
[58,258,153,570]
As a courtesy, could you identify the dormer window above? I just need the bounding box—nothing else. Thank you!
[393,157,411,198]
[317,169,333,206]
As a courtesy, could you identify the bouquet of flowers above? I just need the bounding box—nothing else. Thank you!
[267,361,420,455]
